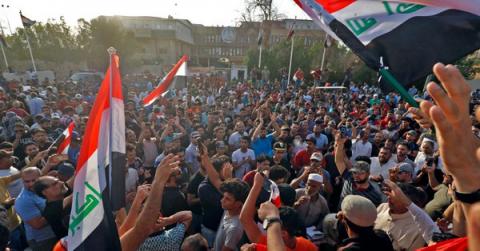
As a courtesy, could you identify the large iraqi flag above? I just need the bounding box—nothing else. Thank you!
[67,51,125,251]
[143,55,188,106]
[294,0,480,90]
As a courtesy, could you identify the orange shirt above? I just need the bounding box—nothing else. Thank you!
[257,235,318,251]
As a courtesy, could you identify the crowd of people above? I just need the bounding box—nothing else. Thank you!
[0,62,480,251]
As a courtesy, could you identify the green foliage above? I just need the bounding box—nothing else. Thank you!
[2,16,139,72]
[455,55,480,80]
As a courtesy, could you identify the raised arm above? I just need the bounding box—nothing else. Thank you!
[239,172,264,243]
[199,143,222,191]
[334,132,348,175]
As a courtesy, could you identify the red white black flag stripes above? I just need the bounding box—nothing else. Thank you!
[57,122,75,155]
[294,0,480,91]
[67,50,125,251]
[143,55,188,106]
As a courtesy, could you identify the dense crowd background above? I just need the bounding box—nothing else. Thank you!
[0,63,480,251]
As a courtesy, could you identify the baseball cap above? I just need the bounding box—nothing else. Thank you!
[308,173,323,183]
[51,113,61,119]
[273,142,286,151]
[57,162,75,179]
[407,130,417,137]
[350,161,370,173]
[190,131,201,139]
[310,152,323,161]
[341,195,377,227]
[398,163,414,174]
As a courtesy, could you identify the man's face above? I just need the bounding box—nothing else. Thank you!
[258,160,270,172]
[306,180,322,195]
[220,192,240,211]
[33,132,47,143]
[126,149,136,159]
[274,149,285,159]
[310,159,321,168]
[396,171,412,183]
[216,129,225,139]
[374,133,384,144]
[313,125,321,134]
[306,141,315,151]
[42,177,68,200]
[25,144,39,158]
[352,171,369,184]
[22,172,40,191]
[378,148,391,164]
[0,157,12,169]
[396,145,409,157]
[421,142,434,155]
[236,122,245,133]
[260,128,267,138]
[240,139,248,150]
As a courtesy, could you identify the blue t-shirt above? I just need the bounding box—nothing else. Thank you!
[251,134,274,157]
[14,188,55,241]
[307,133,329,149]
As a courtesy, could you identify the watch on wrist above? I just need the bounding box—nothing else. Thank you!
[455,189,480,204]
[263,217,282,230]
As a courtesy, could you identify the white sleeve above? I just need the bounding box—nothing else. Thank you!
[407,202,440,243]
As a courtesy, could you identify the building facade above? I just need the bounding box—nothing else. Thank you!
[106,15,326,78]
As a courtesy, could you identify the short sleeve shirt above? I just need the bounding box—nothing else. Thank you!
[138,223,186,251]
[213,213,244,251]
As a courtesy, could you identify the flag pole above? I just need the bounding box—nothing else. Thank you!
[258,44,262,68]
[379,67,418,107]
[258,21,263,68]
[0,39,8,72]
[107,46,115,205]
[320,34,328,71]
[21,22,37,72]
[287,34,294,85]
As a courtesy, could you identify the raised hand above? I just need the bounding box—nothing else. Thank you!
[420,63,480,192]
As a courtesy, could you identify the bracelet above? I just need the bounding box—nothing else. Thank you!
[455,189,480,204]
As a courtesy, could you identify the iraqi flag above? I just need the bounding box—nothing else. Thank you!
[20,12,36,28]
[67,50,125,251]
[57,122,75,155]
[268,179,282,207]
[294,0,480,91]
[143,55,188,106]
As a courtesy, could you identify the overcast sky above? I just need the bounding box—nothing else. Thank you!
[0,0,309,33]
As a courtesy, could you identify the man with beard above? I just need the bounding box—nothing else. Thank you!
[382,120,398,141]
[392,142,415,167]
[335,133,385,207]
[228,122,248,150]
[369,147,396,182]
[294,173,330,229]
[371,132,385,157]
[293,138,317,171]
[32,175,73,240]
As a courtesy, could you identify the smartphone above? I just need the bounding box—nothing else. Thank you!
[426,157,435,167]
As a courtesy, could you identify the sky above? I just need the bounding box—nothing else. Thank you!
[0,0,309,33]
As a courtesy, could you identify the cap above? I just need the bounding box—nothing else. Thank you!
[51,113,61,119]
[273,142,286,151]
[215,141,226,148]
[407,130,417,137]
[398,163,414,174]
[310,152,323,161]
[308,173,323,183]
[75,94,83,99]
[350,161,370,173]
[190,131,201,139]
[280,125,290,131]
[57,162,75,179]
[341,195,377,227]
[71,131,81,141]
[328,120,336,126]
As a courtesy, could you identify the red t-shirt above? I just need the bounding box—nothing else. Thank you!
[416,237,467,251]
[256,235,318,251]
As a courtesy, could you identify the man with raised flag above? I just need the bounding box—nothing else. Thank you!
[67,47,125,251]
[143,55,188,107]
[293,0,480,96]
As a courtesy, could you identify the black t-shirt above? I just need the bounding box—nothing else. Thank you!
[198,179,222,231]
[43,200,70,240]
[339,230,394,251]
[161,187,188,218]
[186,171,205,215]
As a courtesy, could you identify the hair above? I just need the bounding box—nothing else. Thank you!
[396,141,410,150]
[0,142,13,150]
[279,206,302,236]
[355,155,372,165]
[256,154,270,164]
[219,178,250,203]
[397,183,428,208]
[240,136,250,143]
[23,141,39,151]
[32,128,47,136]
[22,166,42,177]
[343,217,377,239]
[305,137,316,145]
[126,143,136,152]
[211,157,229,173]
[181,233,208,251]
[32,176,54,198]
[269,165,290,182]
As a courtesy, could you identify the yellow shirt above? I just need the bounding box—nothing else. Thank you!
[0,176,21,231]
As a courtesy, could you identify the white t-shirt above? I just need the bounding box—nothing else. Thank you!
[125,168,139,193]
[369,157,397,179]
[231,149,255,179]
